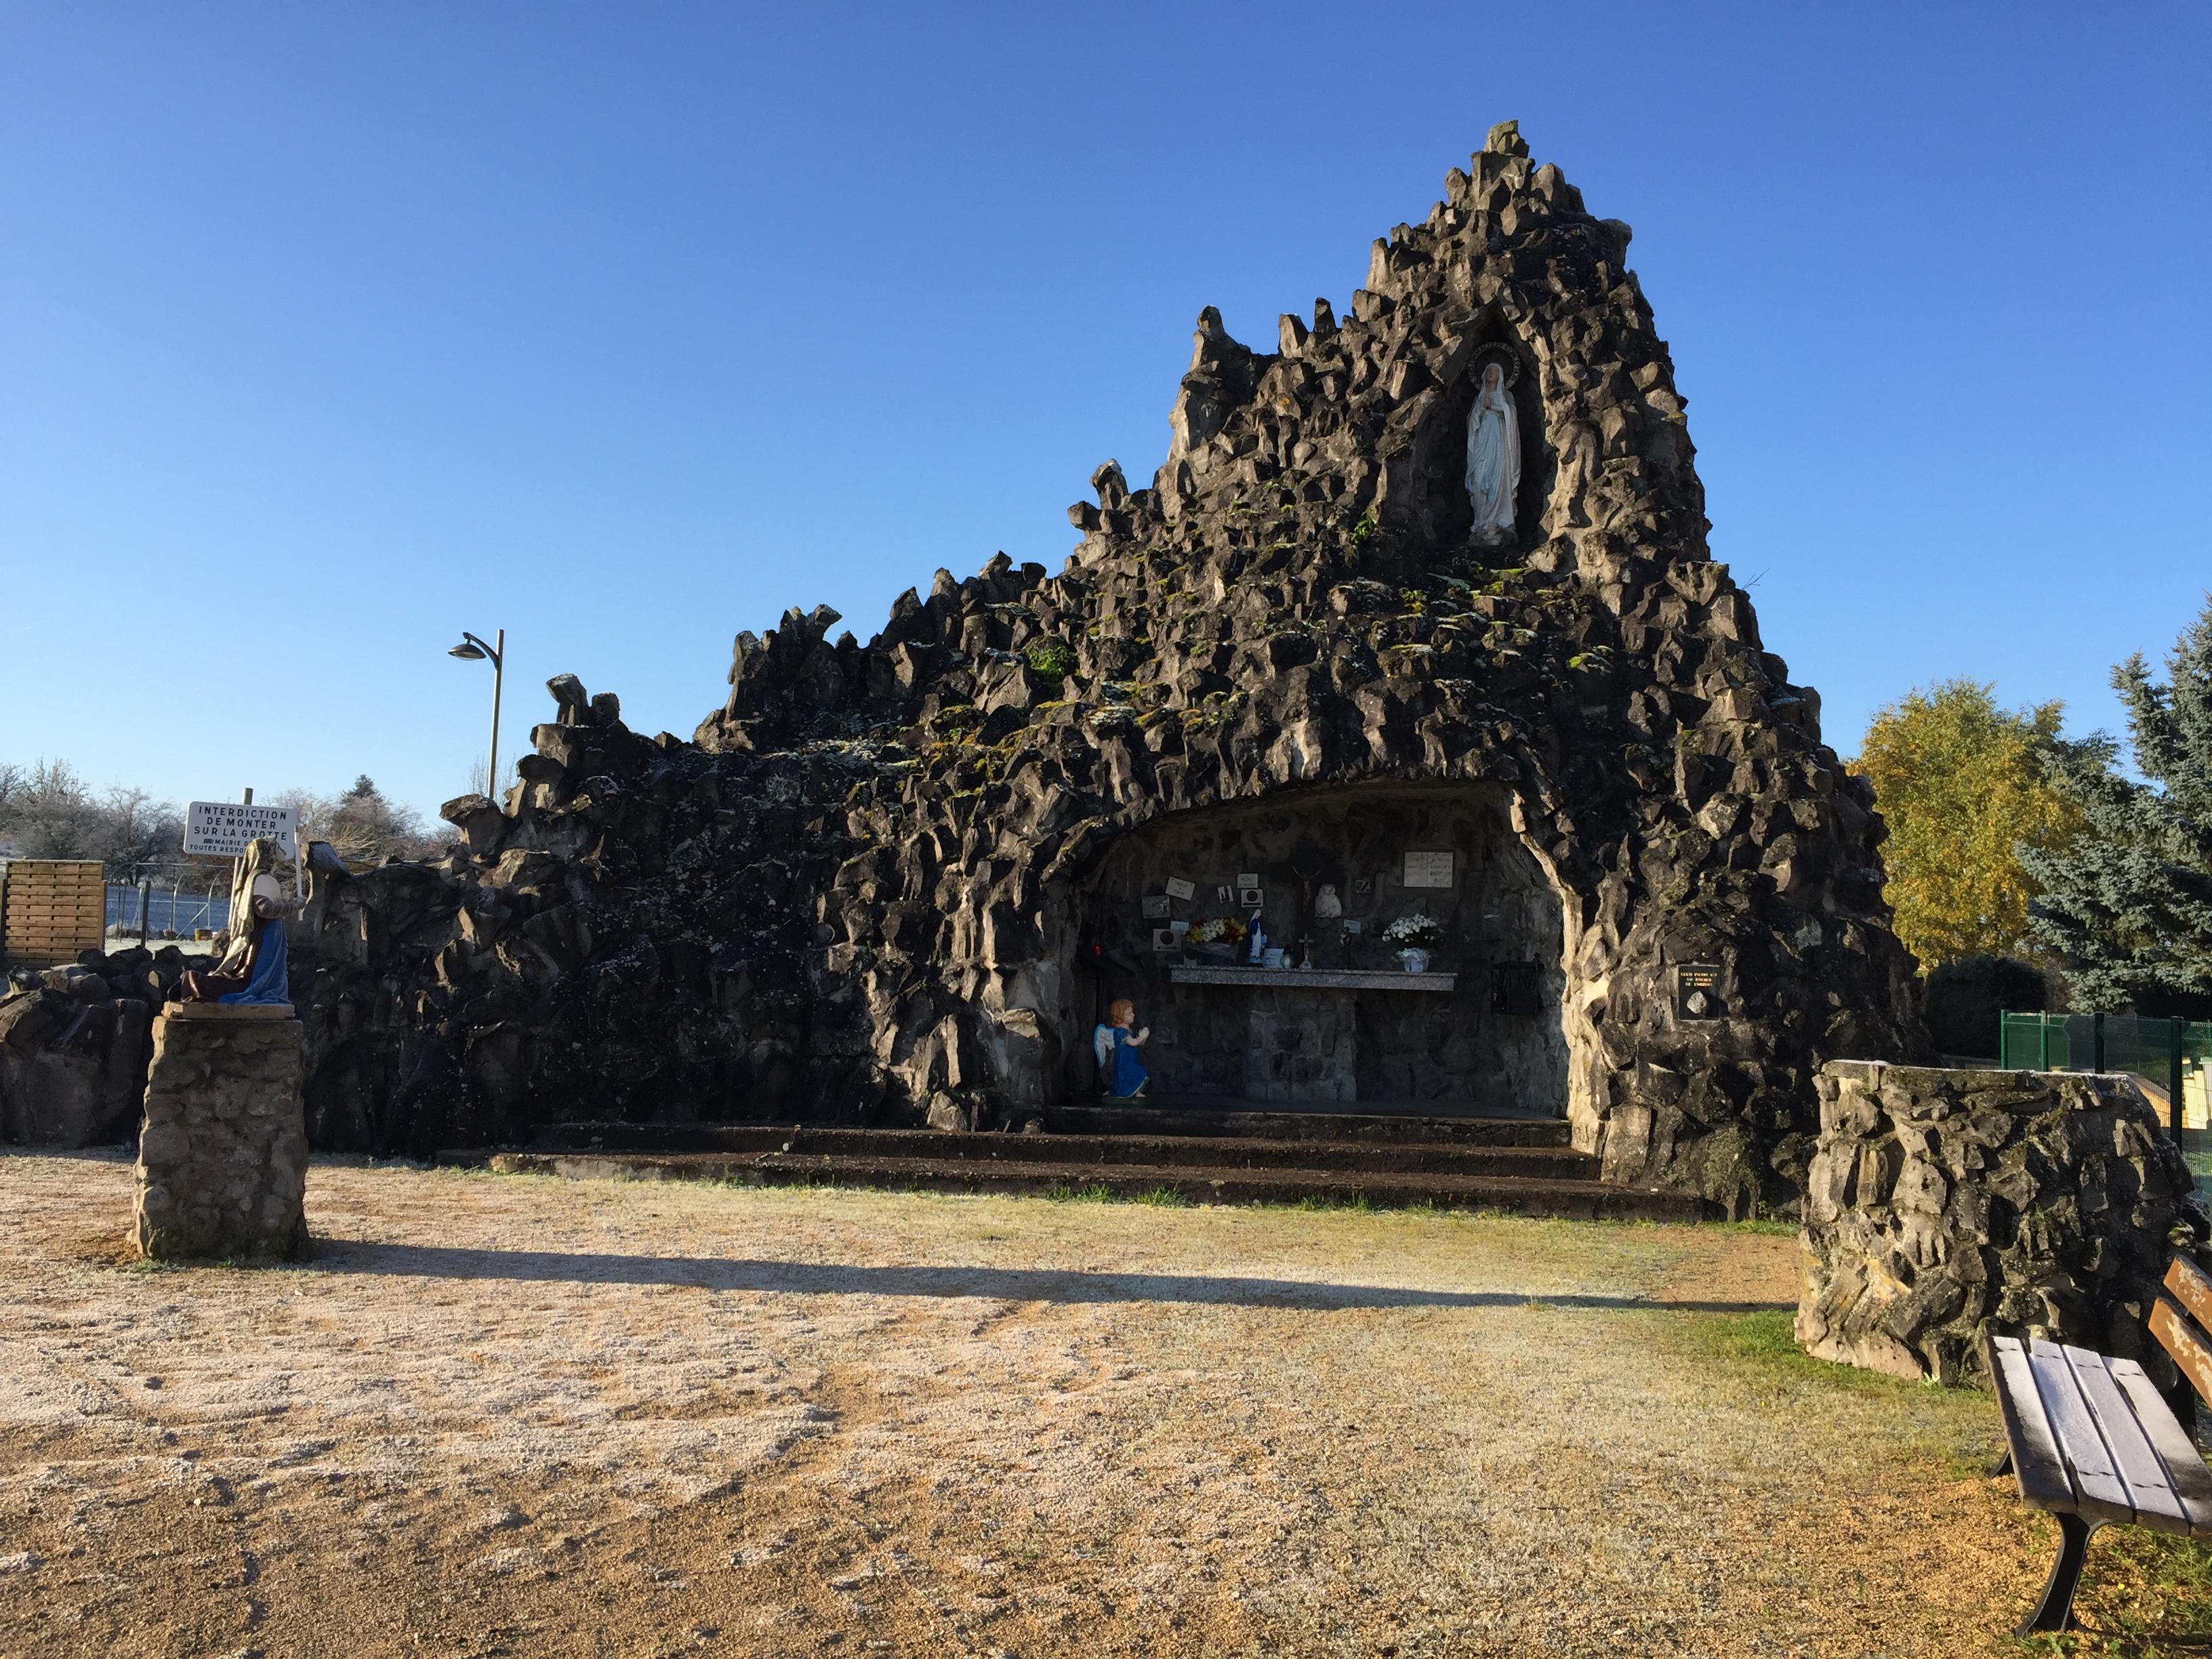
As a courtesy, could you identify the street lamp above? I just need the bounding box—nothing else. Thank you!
[448,628,506,806]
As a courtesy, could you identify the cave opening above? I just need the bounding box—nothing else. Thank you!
[1063,785,1569,1117]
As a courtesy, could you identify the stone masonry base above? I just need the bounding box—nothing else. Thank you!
[135,1006,309,1261]
[1796,1060,2206,1386]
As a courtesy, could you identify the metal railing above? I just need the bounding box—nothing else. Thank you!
[104,882,230,941]
[1999,1011,2212,1137]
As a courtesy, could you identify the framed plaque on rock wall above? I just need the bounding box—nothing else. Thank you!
[1675,962,1725,1019]
[1404,851,1455,889]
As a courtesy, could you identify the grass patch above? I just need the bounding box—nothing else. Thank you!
[1046,1183,1117,1204]
[1670,1309,2006,1483]
[1717,1216,1800,1237]
[109,1248,320,1275]
[2007,1525,2212,1655]
[1678,1309,1942,1397]
[1134,1186,1189,1207]
[1288,1191,1378,1213]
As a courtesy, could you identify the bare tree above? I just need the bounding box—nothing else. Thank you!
[320,776,451,867]
[466,752,516,802]
[0,759,184,878]
[272,785,338,847]
[0,760,110,860]
[94,785,186,882]
[1,758,453,880]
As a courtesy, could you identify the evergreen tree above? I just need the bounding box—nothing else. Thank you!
[317,777,441,867]
[2022,596,2212,1016]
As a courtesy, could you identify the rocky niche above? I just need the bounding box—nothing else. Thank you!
[1795,1061,2207,1386]
[135,1005,310,1262]
[1071,785,1566,1110]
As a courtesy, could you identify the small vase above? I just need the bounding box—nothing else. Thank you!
[1399,948,1429,975]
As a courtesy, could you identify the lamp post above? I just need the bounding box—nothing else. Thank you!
[448,628,506,807]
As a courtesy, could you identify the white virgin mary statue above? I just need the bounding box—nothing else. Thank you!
[1464,361,1520,537]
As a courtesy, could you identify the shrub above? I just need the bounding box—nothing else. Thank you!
[1025,640,1076,680]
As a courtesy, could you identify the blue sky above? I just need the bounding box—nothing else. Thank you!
[3,2,2207,821]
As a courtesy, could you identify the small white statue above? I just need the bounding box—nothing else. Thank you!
[1465,361,1520,537]
[1313,883,1343,920]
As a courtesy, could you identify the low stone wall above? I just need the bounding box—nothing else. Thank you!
[135,1006,310,1261]
[0,948,192,1146]
[1796,1060,2207,1385]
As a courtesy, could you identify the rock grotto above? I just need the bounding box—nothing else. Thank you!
[16,122,1931,1214]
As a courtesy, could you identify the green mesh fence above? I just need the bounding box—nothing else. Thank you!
[1999,1011,2212,1134]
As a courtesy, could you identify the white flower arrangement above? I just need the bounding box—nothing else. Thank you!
[1382,913,1443,949]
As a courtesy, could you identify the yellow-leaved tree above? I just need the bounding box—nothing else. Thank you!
[1848,680,2083,970]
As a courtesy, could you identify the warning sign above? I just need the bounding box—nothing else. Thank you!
[183,802,298,860]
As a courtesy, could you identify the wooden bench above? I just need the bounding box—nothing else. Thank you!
[1986,1255,2212,1633]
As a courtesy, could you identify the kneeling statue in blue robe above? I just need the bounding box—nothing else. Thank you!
[1091,998,1151,1099]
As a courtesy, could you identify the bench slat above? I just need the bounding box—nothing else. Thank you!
[1990,1335,2080,1513]
[2106,1357,2212,1538]
[2152,1294,2212,1409]
[2068,1348,2192,1534]
[2029,1337,2137,1525]
[2165,1258,2212,1334]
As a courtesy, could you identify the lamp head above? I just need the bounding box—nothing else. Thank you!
[447,641,487,660]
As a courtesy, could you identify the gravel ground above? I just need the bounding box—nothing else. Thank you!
[0,1150,2051,1658]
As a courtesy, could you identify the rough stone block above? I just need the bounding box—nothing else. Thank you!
[1796,1061,2207,1386]
[134,1010,309,1261]
[0,986,152,1147]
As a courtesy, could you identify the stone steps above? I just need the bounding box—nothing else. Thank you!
[514,1122,1588,1178]
[1044,1101,1571,1145]
[445,1124,1706,1222]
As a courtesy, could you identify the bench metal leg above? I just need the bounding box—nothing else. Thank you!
[2019,1513,2095,1635]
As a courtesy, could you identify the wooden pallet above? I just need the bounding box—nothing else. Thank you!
[1,859,107,965]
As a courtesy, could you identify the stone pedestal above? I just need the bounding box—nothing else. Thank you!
[135,1004,309,1261]
[1796,1061,2207,1386]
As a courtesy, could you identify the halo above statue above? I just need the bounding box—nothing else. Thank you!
[1467,346,1521,388]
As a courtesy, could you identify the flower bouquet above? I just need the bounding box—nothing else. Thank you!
[1383,912,1443,973]
[1187,915,1245,962]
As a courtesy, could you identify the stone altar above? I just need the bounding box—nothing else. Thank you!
[1169,968,1458,1104]
[135,1002,310,1261]
[1796,1060,2207,1385]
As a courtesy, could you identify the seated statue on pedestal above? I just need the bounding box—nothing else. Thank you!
[174,836,298,1008]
